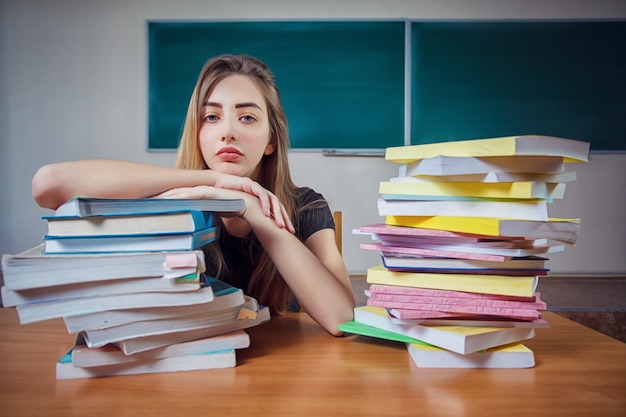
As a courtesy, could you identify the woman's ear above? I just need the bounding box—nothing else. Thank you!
[264,141,276,156]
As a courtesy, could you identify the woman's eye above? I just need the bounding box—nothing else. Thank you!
[241,115,257,123]
[203,114,218,122]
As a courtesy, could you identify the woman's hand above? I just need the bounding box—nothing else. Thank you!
[155,184,295,233]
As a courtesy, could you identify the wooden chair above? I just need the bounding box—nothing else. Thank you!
[333,211,342,255]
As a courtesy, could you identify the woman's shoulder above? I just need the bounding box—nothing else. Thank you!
[294,186,327,207]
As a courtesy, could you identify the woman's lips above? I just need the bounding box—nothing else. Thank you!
[217,147,242,161]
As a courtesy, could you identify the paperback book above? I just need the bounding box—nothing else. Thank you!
[353,306,535,355]
[71,331,250,367]
[56,347,236,379]
[1,246,205,290]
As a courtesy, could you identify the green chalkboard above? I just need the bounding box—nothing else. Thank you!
[148,21,406,150]
[411,21,626,151]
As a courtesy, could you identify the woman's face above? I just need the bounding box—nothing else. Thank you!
[199,75,274,179]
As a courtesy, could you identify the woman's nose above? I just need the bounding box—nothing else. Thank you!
[220,118,238,142]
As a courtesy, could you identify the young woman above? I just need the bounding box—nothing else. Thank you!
[32,54,355,335]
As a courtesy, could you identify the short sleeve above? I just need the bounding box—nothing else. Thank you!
[294,187,335,242]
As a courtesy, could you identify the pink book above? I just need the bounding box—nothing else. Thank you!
[367,284,539,302]
[366,299,542,320]
[359,224,523,240]
[366,292,547,310]
[360,243,507,262]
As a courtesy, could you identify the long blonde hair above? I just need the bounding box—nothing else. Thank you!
[176,54,299,312]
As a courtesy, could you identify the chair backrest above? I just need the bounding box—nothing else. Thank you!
[333,211,342,255]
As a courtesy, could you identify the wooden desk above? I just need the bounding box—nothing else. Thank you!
[0,309,624,417]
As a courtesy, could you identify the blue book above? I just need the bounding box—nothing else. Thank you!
[54,196,245,217]
[44,210,213,237]
[43,226,218,254]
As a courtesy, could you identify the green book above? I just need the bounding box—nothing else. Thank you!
[338,320,431,346]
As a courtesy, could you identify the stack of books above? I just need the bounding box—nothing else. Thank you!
[344,135,590,368]
[1,196,270,379]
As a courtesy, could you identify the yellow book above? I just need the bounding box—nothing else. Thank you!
[385,135,590,164]
[379,180,566,199]
[366,265,538,298]
[385,216,580,244]
[407,341,535,368]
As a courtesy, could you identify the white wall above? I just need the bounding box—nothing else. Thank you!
[2,0,625,276]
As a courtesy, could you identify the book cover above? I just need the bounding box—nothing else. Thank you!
[72,330,250,367]
[353,306,535,354]
[63,277,245,333]
[396,171,577,184]
[378,180,566,200]
[366,265,539,298]
[367,297,543,321]
[389,314,550,329]
[407,341,535,368]
[339,318,536,368]
[45,210,213,237]
[361,243,508,262]
[383,304,541,321]
[14,274,215,324]
[1,272,202,308]
[0,246,206,290]
[376,198,549,220]
[56,347,236,379]
[54,196,246,217]
[363,236,562,258]
[338,320,430,344]
[384,135,590,163]
[367,284,540,302]
[116,305,271,355]
[398,155,567,176]
[385,216,580,244]
[378,253,547,273]
[82,297,259,348]
[43,226,218,254]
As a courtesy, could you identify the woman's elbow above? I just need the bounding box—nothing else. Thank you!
[32,164,66,210]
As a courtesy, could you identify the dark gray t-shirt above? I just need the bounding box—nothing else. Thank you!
[206,187,335,305]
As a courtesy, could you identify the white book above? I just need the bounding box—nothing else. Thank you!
[397,155,566,176]
[396,171,577,183]
[1,274,202,308]
[15,281,214,324]
[380,254,547,271]
[82,297,258,348]
[116,306,271,355]
[406,342,535,368]
[1,245,205,290]
[63,287,245,333]
[56,349,236,380]
[377,198,549,221]
[43,226,217,254]
[72,331,250,367]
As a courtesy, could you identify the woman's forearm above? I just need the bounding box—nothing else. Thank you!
[32,160,220,210]
[247,209,355,335]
